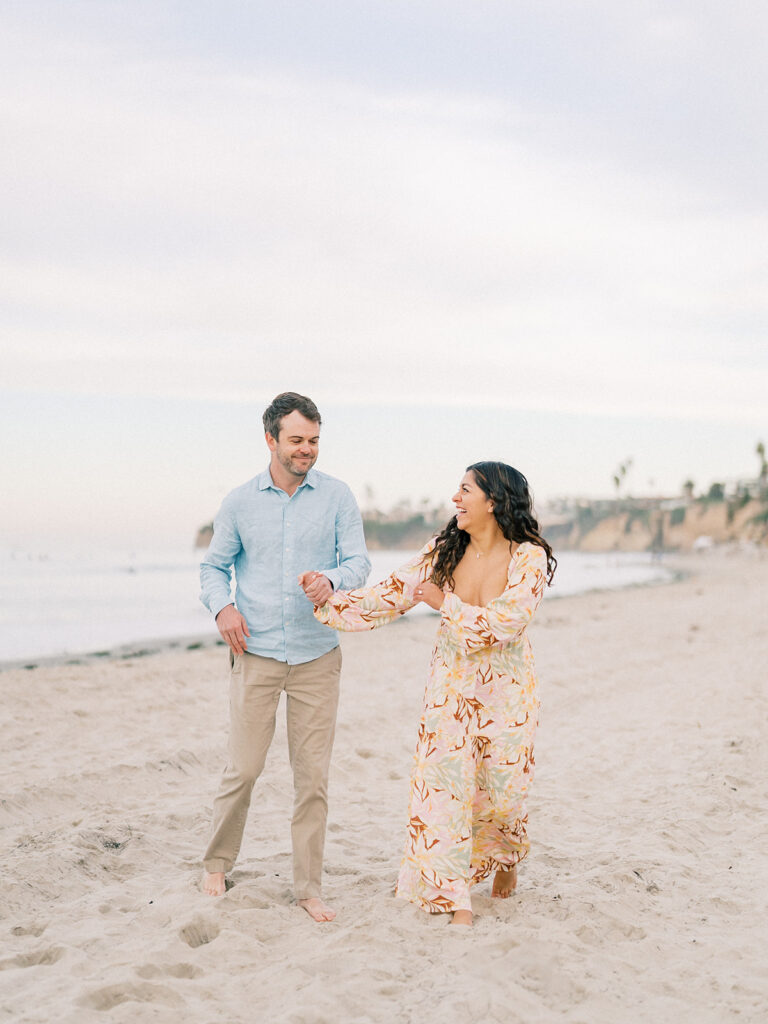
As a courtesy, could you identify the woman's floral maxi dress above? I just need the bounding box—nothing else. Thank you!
[315,539,547,914]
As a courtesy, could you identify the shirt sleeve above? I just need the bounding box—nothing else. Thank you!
[439,544,547,654]
[315,540,436,632]
[322,485,372,592]
[199,495,243,619]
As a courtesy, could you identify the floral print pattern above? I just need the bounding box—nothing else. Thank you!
[315,539,547,913]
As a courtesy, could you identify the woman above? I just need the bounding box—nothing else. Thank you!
[301,462,556,925]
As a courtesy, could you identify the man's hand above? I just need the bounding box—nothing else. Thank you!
[412,579,446,611]
[215,604,251,655]
[298,571,334,606]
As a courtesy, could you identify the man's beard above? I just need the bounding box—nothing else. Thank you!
[279,451,316,476]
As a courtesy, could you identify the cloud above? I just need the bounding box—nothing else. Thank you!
[0,3,766,425]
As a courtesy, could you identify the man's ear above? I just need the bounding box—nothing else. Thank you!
[266,432,277,452]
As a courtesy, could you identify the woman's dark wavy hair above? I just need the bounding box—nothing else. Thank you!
[431,461,557,588]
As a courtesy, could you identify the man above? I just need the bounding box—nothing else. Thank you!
[199,392,371,922]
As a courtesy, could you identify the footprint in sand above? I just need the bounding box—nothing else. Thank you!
[136,962,202,980]
[179,917,220,948]
[79,982,185,1012]
[9,922,47,938]
[0,947,63,971]
[225,885,275,909]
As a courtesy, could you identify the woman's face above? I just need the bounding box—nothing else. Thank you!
[452,471,493,531]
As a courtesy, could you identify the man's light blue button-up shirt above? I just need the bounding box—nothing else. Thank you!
[200,467,371,665]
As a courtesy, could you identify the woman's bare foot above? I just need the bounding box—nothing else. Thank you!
[202,871,226,896]
[298,898,336,922]
[451,909,473,926]
[491,865,517,898]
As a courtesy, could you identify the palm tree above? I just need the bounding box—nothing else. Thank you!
[757,441,767,499]
[612,458,633,505]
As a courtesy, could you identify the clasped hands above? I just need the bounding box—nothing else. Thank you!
[297,572,447,611]
[297,571,334,606]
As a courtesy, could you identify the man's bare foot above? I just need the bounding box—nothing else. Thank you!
[202,871,226,896]
[491,865,518,898]
[298,897,336,922]
[451,909,473,926]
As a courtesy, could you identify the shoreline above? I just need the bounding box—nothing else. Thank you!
[0,553,690,673]
[0,631,224,674]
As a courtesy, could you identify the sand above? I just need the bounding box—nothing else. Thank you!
[1,549,767,1023]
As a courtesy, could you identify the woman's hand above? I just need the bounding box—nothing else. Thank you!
[413,579,447,611]
[298,571,334,605]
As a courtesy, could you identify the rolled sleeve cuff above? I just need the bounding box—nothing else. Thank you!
[210,597,235,620]
[322,569,340,591]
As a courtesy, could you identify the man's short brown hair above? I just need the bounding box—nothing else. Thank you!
[262,392,321,439]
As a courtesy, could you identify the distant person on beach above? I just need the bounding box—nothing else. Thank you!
[200,392,371,922]
[300,462,556,926]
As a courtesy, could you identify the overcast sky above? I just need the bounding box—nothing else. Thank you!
[1,1,766,548]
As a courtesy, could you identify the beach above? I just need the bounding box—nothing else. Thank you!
[1,548,766,1023]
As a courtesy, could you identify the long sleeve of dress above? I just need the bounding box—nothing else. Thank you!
[439,543,547,655]
[314,540,436,632]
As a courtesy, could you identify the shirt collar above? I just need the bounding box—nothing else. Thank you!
[258,467,318,491]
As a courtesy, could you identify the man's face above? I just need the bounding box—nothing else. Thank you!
[266,410,320,478]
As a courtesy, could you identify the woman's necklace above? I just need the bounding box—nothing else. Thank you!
[469,538,512,560]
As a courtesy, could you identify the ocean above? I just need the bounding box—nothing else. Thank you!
[0,546,676,665]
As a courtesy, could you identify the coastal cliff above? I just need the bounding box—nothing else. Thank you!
[542,498,767,553]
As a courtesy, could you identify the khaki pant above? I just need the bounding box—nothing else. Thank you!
[203,646,342,899]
